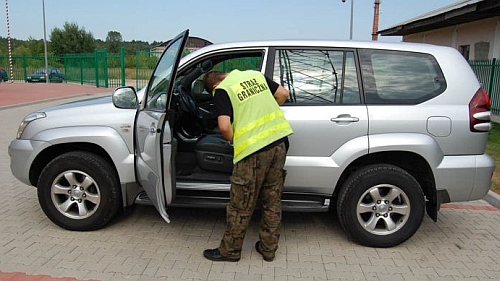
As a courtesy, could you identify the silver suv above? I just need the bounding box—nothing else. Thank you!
[8,30,495,248]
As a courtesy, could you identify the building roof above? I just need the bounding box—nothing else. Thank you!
[156,36,212,48]
[379,0,500,36]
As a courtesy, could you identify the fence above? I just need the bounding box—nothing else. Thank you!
[1,51,499,114]
[469,58,500,115]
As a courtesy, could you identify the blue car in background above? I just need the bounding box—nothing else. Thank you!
[0,68,7,82]
[26,67,64,83]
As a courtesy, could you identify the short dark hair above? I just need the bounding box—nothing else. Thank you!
[203,71,225,93]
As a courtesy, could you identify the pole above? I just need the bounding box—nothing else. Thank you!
[42,0,49,83]
[349,0,354,40]
[5,0,13,82]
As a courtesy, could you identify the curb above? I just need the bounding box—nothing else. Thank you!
[484,190,500,208]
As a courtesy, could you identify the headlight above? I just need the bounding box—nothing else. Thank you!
[17,112,46,139]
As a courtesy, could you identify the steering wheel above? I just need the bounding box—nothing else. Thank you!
[177,85,201,118]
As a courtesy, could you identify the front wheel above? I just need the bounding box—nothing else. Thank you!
[37,151,122,231]
[336,164,425,247]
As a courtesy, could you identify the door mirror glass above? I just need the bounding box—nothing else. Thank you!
[113,86,138,109]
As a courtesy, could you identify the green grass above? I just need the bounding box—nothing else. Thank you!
[486,122,500,194]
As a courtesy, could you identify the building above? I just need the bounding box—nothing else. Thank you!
[152,36,213,53]
[378,0,500,60]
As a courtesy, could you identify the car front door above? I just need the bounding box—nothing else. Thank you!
[134,30,189,222]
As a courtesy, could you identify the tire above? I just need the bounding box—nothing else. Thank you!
[37,151,122,231]
[336,164,425,247]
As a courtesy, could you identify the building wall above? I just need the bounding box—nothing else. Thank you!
[403,16,500,60]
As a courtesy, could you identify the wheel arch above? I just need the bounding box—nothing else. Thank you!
[334,150,438,221]
[29,142,118,187]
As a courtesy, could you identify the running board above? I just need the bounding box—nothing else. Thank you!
[134,192,331,212]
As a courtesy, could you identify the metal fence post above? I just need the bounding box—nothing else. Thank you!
[120,46,125,87]
[488,58,497,97]
[94,50,99,88]
[22,54,27,81]
[103,49,108,88]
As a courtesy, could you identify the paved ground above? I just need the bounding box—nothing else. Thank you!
[1,83,500,281]
[0,82,111,108]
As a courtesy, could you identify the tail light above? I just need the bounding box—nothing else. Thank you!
[469,88,491,132]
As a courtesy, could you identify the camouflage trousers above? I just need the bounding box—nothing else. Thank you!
[219,142,287,260]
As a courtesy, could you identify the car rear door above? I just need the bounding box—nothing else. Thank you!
[134,30,189,223]
[269,47,369,195]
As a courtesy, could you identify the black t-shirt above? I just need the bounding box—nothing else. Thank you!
[212,76,280,119]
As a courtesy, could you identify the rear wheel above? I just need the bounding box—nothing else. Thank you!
[336,164,425,247]
[37,151,121,231]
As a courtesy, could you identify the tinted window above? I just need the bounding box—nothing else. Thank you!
[359,49,446,104]
[273,49,360,105]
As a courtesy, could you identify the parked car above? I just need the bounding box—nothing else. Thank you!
[26,67,64,83]
[8,30,495,248]
[0,68,7,82]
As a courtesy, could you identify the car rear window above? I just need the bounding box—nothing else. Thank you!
[359,49,446,104]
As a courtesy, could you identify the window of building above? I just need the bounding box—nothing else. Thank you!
[459,45,470,60]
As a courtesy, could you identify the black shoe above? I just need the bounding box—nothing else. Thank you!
[203,248,240,262]
[255,241,274,262]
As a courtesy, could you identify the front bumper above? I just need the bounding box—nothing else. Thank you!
[8,139,50,186]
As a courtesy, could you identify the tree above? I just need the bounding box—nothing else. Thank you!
[26,36,45,54]
[106,31,122,53]
[50,22,95,55]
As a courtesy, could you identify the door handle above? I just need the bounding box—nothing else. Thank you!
[150,123,161,133]
[330,115,360,123]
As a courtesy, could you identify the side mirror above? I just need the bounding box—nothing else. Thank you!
[113,86,138,109]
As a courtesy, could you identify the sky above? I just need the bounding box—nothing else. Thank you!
[2,0,462,45]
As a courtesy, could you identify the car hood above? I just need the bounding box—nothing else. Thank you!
[22,94,137,140]
[42,95,114,111]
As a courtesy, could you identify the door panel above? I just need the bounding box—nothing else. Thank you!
[271,48,369,194]
[135,30,189,222]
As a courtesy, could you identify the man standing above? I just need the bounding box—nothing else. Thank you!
[202,69,293,262]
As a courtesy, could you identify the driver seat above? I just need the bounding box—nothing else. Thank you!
[195,134,233,173]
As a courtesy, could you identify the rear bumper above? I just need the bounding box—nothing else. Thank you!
[435,153,495,203]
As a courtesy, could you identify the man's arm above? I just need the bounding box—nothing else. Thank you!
[217,115,234,143]
[273,85,290,105]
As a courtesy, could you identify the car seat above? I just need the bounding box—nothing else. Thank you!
[195,134,234,173]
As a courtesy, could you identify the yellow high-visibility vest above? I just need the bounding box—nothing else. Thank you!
[215,70,293,163]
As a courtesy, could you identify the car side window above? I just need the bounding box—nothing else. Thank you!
[273,49,361,105]
[359,49,446,104]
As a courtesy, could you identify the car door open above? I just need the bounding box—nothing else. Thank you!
[134,30,189,223]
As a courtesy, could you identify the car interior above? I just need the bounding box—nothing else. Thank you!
[169,52,265,184]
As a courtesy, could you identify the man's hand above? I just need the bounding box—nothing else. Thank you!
[273,85,290,105]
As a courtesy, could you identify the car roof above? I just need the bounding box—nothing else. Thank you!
[181,39,456,63]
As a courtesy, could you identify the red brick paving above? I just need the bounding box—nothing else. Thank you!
[0,271,100,281]
[0,82,112,107]
[0,82,107,281]
[441,203,498,211]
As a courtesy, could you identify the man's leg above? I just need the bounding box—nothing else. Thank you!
[257,143,287,260]
[218,154,261,259]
